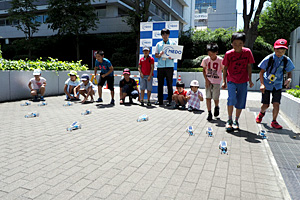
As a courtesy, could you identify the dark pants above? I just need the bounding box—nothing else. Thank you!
[157,67,174,104]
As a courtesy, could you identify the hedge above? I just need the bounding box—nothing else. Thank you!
[0,57,88,71]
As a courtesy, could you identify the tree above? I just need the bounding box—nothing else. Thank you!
[243,0,269,49]
[47,0,98,60]
[8,0,41,59]
[124,0,151,66]
[258,0,300,45]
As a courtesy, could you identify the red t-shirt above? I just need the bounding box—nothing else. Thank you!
[174,90,187,96]
[139,56,154,76]
[222,47,255,83]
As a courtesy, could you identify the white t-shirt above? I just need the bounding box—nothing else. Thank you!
[201,56,224,84]
[79,81,97,91]
[65,78,80,87]
[29,77,46,89]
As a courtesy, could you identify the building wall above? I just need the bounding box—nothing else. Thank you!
[289,27,300,87]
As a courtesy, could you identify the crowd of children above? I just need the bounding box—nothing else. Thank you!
[28,33,295,131]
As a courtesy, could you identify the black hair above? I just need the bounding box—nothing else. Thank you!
[176,81,185,88]
[231,32,246,43]
[161,28,170,35]
[96,50,104,55]
[206,43,219,52]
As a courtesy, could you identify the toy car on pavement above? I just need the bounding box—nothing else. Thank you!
[67,121,81,132]
[206,127,213,137]
[137,114,149,122]
[219,141,228,154]
[186,126,194,136]
[258,130,267,139]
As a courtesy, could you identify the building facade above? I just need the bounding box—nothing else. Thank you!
[194,0,237,31]
[0,0,194,41]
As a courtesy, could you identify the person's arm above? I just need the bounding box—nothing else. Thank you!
[28,81,32,91]
[102,66,113,78]
[138,64,143,79]
[198,92,204,101]
[148,63,154,81]
[74,85,80,98]
[221,66,228,89]
[94,66,97,78]
[247,63,254,88]
[64,84,72,98]
[284,71,292,88]
[259,69,266,94]
[202,66,211,88]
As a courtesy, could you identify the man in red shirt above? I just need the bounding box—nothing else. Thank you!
[138,46,154,106]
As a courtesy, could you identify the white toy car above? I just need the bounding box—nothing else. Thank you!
[137,114,149,122]
[219,141,228,154]
[67,121,81,132]
[186,126,194,136]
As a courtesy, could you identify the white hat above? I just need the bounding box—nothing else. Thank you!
[33,69,41,75]
[190,80,199,87]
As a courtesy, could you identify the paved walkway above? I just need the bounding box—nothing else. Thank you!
[0,89,298,200]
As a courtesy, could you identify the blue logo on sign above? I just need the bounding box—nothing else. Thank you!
[142,24,151,30]
[168,23,178,29]
[154,32,161,38]
[142,40,151,46]
[164,46,182,57]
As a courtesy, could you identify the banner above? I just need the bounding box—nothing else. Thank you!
[140,21,179,101]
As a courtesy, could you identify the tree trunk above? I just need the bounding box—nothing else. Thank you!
[76,33,80,61]
[245,27,258,50]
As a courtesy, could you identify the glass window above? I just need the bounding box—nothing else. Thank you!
[0,19,5,26]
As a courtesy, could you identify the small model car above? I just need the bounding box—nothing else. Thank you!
[63,101,73,106]
[186,126,194,136]
[24,112,39,118]
[137,114,149,122]
[81,110,92,115]
[67,121,81,132]
[219,141,228,154]
[258,130,267,139]
[206,127,213,137]
[38,102,47,106]
[20,102,31,106]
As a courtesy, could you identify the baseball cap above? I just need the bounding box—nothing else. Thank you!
[123,68,131,75]
[190,80,199,87]
[274,39,288,49]
[68,70,79,77]
[33,69,41,75]
[143,46,150,51]
[81,74,89,81]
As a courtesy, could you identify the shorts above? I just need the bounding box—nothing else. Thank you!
[122,85,139,99]
[140,75,153,91]
[227,81,248,109]
[205,84,220,100]
[98,74,114,91]
[261,88,281,104]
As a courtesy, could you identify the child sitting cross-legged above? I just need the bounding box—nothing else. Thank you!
[172,81,187,110]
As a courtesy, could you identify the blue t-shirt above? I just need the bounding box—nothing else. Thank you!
[258,53,295,90]
[155,39,176,68]
[95,58,113,77]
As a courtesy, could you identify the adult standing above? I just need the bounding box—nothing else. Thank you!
[155,28,175,106]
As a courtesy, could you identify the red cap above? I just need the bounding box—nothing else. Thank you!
[123,68,130,75]
[274,39,288,49]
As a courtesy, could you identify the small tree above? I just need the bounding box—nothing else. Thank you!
[243,0,268,49]
[47,0,98,60]
[8,0,41,59]
[124,0,151,66]
[258,0,300,44]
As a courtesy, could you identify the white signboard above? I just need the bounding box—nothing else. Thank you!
[195,13,208,20]
[161,45,184,60]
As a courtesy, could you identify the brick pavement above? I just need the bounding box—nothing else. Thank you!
[0,89,293,200]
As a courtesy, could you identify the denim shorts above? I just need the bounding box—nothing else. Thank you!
[140,75,153,91]
[227,81,248,109]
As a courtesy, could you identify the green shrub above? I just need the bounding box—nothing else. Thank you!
[287,85,300,98]
[0,57,88,71]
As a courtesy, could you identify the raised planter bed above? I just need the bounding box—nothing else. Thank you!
[281,92,300,130]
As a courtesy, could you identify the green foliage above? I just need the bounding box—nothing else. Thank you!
[258,0,300,44]
[287,85,300,98]
[0,57,88,71]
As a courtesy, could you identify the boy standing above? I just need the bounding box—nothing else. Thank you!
[222,32,255,131]
[119,68,140,104]
[138,46,154,106]
[28,69,46,101]
[94,50,115,105]
[201,43,224,120]
[256,39,295,129]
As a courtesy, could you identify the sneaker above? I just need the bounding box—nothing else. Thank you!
[180,105,186,110]
[271,120,282,129]
[214,106,220,117]
[226,119,233,132]
[40,96,45,101]
[256,112,265,123]
[147,101,151,106]
[97,98,103,102]
[207,112,213,121]
[173,104,179,109]
[140,100,144,106]
[155,101,160,105]
[166,101,172,107]
[188,106,193,112]
[110,99,115,105]
[232,121,239,130]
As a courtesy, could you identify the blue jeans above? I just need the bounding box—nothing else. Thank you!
[227,81,248,109]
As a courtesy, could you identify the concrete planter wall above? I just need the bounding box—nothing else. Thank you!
[281,93,300,129]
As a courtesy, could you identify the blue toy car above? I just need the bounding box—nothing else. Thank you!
[258,130,267,139]
[219,141,228,154]
[63,101,73,106]
[81,110,92,115]
[67,121,81,132]
[206,127,213,137]
[137,114,149,122]
[25,112,39,118]
[186,126,194,136]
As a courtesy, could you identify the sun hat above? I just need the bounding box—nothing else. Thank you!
[143,46,150,51]
[33,69,41,75]
[190,80,199,87]
[68,70,79,77]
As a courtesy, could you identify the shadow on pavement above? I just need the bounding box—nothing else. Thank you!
[95,103,115,108]
[209,118,226,127]
[228,129,261,143]
[261,123,300,140]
